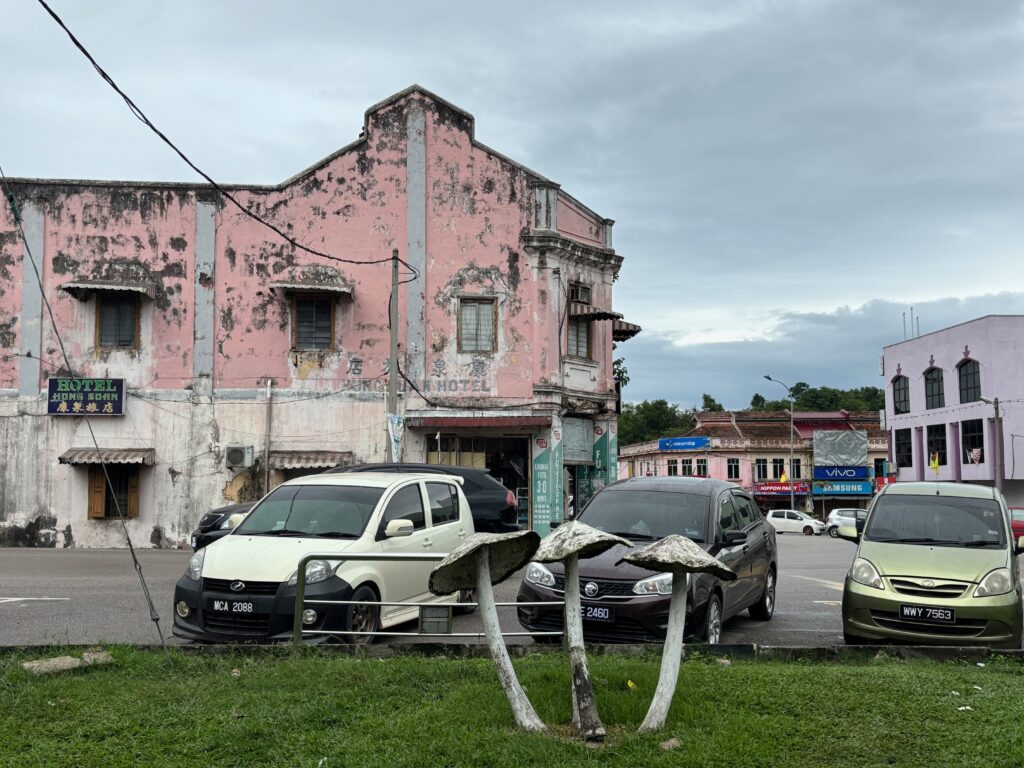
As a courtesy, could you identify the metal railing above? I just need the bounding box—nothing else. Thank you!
[291,552,564,649]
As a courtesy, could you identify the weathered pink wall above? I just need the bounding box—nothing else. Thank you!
[0,204,22,388]
[556,196,605,247]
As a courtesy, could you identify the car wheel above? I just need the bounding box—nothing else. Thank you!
[802,525,813,536]
[345,584,380,645]
[455,588,477,615]
[701,593,723,645]
[828,526,839,538]
[748,567,776,621]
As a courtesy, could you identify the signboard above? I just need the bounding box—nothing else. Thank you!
[753,482,811,496]
[813,466,869,481]
[813,430,868,466]
[813,480,873,496]
[875,476,897,489]
[47,378,124,416]
[658,436,710,451]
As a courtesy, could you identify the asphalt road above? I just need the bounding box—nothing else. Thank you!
[0,534,856,647]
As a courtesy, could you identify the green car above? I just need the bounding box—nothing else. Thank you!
[839,482,1024,648]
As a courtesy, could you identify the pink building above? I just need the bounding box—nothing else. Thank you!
[0,86,639,547]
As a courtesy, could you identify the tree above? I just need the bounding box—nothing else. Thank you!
[613,357,630,389]
[701,394,724,412]
[618,400,694,446]
[749,393,766,409]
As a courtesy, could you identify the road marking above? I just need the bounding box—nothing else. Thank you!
[814,600,842,606]
[788,575,845,592]
[0,597,70,604]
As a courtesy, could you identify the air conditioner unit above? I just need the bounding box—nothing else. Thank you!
[225,445,255,469]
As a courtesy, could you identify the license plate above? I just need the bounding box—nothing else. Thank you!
[209,599,255,614]
[582,605,614,622]
[899,604,955,624]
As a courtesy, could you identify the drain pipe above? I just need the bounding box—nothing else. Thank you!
[264,378,273,494]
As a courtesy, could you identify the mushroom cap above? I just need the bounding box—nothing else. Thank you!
[533,520,632,563]
[429,530,541,596]
[617,535,737,581]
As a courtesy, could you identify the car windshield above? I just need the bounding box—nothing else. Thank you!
[578,489,709,542]
[864,494,1006,548]
[235,484,384,538]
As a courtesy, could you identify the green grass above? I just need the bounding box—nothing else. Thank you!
[3,648,1024,768]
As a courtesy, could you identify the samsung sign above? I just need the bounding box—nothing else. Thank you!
[813,480,873,496]
[813,466,869,481]
[658,436,710,451]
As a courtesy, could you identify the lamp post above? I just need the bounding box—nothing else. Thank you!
[980,396,1003,495]
[765,375,795,512]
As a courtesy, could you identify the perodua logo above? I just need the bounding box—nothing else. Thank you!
[584,582,599,597]
[921,580,935,588]
[230,581,246,592]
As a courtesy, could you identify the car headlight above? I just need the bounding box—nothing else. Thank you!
[974,568,1013,598]
[525,562,556,588]
[286,560,336,587]
[186,548,205,581]
[850,557,884,590]
[633,572,678,596]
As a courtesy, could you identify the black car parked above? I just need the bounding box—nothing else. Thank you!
[189,502,254,551]
[323,463,520,533]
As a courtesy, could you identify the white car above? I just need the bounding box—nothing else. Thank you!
[765,508,826,536]
[172,472,473,643]
[824,507,861,538]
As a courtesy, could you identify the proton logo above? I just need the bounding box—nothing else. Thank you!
[921,579,935,588]
[584,582,599,598]
[230,581,246,592]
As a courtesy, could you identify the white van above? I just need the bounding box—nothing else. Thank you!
[172,472,473,643]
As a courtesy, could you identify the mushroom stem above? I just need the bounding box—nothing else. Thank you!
[564,553,606,741]
[639,571,688,732]
[475,547,546,732]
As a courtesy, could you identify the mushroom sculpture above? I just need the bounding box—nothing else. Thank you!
[429,530,546,733]
[618,534,736,732]
[533,521,632,742]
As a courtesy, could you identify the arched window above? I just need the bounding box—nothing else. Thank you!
[958,360,981,404]
[892,375,910,415]
[924,368,945,409]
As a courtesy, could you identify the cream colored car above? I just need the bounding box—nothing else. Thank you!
[172,472,472,643]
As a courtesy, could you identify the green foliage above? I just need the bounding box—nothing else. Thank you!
[701,393,724,412]
[750,393,767,409]
[612,357,630,388]
[745,385,885,412]
[618,399,693,446]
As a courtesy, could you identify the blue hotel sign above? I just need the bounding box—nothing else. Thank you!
[813,466,869,481]
[47,378,125,416]
[658,436,710,451]
[813,480,873,496]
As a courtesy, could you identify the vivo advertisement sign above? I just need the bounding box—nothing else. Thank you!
[813,480,874,496]
[813,466,869,481]
[658,436,710,451]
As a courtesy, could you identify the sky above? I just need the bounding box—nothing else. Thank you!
[3,0,1024,409]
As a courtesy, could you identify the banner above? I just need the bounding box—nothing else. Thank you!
[386,414,404,461]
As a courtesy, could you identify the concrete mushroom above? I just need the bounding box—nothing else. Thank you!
[617,534,736,732]
[533,521,632,742]
[429,530,545,732]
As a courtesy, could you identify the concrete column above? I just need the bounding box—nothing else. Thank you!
[915,426,925,482]
[405,101,426,382]
[18,203,43,396]
[950,422,961,482]
[193,201,216,391]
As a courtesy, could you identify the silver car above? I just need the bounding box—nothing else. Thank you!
[825,508,861,538]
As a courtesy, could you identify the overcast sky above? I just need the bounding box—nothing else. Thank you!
[4,1,1024,408]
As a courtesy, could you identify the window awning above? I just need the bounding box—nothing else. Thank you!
[270,265,354,299]
[60,281,157,301]
[569,302,623,321]
[612,319,642,341]
[58,448,155,465]
[270,280,354,298]
[406,416,552,429]
[268,450,354,470]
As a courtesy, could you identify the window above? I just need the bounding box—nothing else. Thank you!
[732,495,755,528]
[97,293,140,348]
[874,457,887,478]
[727,458,740,480]
[425,482,458,526]
[88,465,139,519]
[894,428,913,468]
[667,459,678,476]
[772,458,785,480]
[961,419,984,464]
[892,375,910,415]
[755,458,768,481]
[679,458,692,476]
[696,458,707,477]
[786,511,802,521]
[790,458,801,480]
[567,318,591,358]
[958,360,981,404]
[569,282,592,304]
[294,295,334,350]
[926,424,947,466]
[717,495,739,538]
[924,368,945,409]
[458,298,496,353]
[382,485,426,531]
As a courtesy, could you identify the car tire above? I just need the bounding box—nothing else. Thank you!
[345,584,380,645]
[802,525,813,536]
[828,526,839,538]
[700,593,723,645]
[455,588,477,615]
[748,567,776,621]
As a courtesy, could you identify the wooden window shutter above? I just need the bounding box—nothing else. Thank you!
[88,466,106,519]
[127,469,140,519]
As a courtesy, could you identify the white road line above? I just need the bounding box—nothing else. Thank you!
[0,597,70,603]
[788,575,845,592]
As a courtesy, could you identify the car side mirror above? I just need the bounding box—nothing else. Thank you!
[837,524,860,543]
[723,530,747,546]
[384,519,414,538]
[1015,535,1024,556]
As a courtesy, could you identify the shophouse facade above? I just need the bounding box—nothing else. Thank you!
[0,86,639,547]
[618,410,888,517]
[882,315,1024,506]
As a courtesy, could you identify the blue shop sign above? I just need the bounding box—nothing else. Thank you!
[813,466,869,481]
[813,480,873,496]
[658,436,710,451]
[47,378,125,416]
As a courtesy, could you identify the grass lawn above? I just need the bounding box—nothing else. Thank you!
[3,647,1024,768]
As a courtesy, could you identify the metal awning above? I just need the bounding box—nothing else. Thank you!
[268,450,354,470]
[406,416,552,429]
[61,281,157,301]
[270,280,353,298]
[58,448,155,465]
[612,319,642,341]
[569,302,622,321]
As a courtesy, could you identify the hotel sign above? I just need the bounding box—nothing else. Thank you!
[47,378,125,416]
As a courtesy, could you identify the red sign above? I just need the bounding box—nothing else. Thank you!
[594,426,604,436]
[535,438,548,449]
[753,482,811,496]
[875,476,897,489]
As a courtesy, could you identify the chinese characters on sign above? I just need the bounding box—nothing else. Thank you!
[47,378,125,416]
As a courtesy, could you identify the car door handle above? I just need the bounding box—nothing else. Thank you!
[421,538,433,548]
[742,545,750,554]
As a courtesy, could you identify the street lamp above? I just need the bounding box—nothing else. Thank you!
[980,396,1003,495]
[764,375,796,512]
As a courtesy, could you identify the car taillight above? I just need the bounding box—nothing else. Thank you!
[506,490,516,508]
